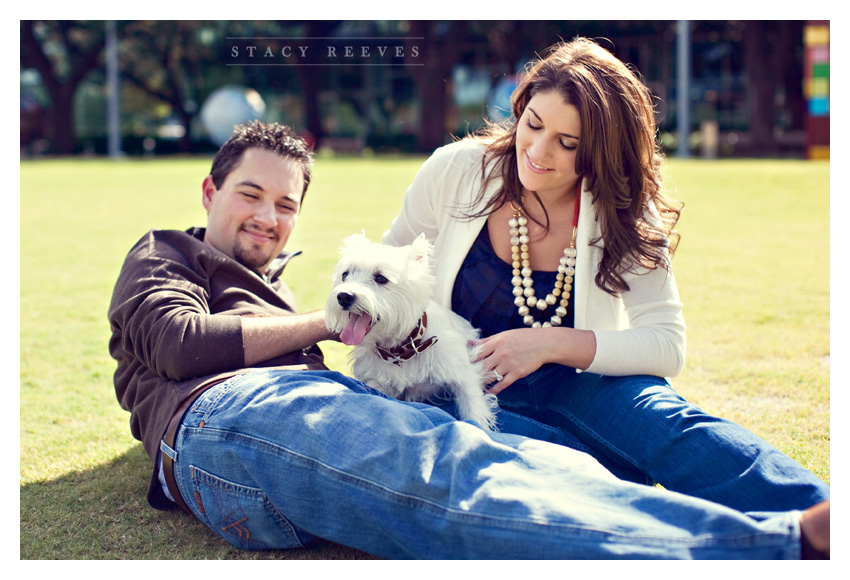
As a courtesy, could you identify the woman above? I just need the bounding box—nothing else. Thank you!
[384,38,829,522]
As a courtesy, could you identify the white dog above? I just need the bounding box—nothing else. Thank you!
[325,232,498,431]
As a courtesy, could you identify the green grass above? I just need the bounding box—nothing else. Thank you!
[668,160,830,481]
[20,156,829,559]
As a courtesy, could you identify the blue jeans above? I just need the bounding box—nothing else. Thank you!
[163,368,808,558]
[490,364,830,518]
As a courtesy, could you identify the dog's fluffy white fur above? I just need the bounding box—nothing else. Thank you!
[325,232,497,431]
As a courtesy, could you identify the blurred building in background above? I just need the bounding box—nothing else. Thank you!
[20,20,827,158]
[803,21,830,160]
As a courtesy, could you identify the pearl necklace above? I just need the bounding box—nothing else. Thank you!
[509,182,581,328]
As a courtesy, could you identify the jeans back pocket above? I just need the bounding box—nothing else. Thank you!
[189,464,314,551]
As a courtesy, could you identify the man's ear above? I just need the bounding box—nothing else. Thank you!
[201,175,216,212]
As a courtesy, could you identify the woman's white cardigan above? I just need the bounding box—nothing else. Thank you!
[383,139,686,377]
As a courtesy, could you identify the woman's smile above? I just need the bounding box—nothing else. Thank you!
[525,152,553,174]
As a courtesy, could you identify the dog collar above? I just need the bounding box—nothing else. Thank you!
[375,312,438,366]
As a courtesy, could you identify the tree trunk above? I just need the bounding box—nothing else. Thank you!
[45,84,77,155]
[743,22,777,155]
[20,21,105,155]
[297,67,324,149]
[409,21,466,153]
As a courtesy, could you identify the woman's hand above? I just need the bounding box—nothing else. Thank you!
[473,328,552,395]
[473,327,596,395]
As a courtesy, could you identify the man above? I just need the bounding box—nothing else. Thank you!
[108,121,828,559]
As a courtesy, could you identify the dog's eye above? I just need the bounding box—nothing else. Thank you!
[341,271,349,281]
[374,274,389,285]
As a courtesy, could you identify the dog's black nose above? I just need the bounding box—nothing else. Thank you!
[337,292,356,309]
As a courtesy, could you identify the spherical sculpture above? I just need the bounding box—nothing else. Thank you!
[200,86,267,146]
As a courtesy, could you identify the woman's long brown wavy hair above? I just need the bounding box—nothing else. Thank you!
[469,38,682,296]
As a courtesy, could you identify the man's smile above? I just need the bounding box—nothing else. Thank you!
[241,225,277,244]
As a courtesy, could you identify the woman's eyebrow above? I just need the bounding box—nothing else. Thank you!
[528,106,580,140]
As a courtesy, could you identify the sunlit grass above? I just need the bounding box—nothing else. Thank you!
[667,159,830,482]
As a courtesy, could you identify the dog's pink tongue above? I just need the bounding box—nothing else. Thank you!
[340,313,372,346]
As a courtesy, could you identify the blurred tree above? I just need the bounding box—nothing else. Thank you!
[294,20,341,148]
[20,21,106,154]
[119,21,223,152]
[408,21,466,152]
[743,20,805,154]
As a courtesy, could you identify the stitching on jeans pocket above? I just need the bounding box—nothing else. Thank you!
[189,464,307,551]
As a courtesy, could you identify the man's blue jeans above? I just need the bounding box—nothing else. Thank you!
[163,368,815,558]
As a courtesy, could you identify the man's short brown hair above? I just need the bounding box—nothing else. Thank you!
[209,121,314,199]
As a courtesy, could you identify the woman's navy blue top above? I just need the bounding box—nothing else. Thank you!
[451,225,575,338]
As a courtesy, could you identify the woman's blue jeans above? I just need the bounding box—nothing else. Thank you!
[491,364,830,518]
[164,368,813,558]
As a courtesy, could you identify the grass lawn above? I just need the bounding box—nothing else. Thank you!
[19,155,830,559]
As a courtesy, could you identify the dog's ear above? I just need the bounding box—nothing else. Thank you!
[408,234,432,265]
[342,231,371,249]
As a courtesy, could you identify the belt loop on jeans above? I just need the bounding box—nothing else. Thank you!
[161,379,226,516]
